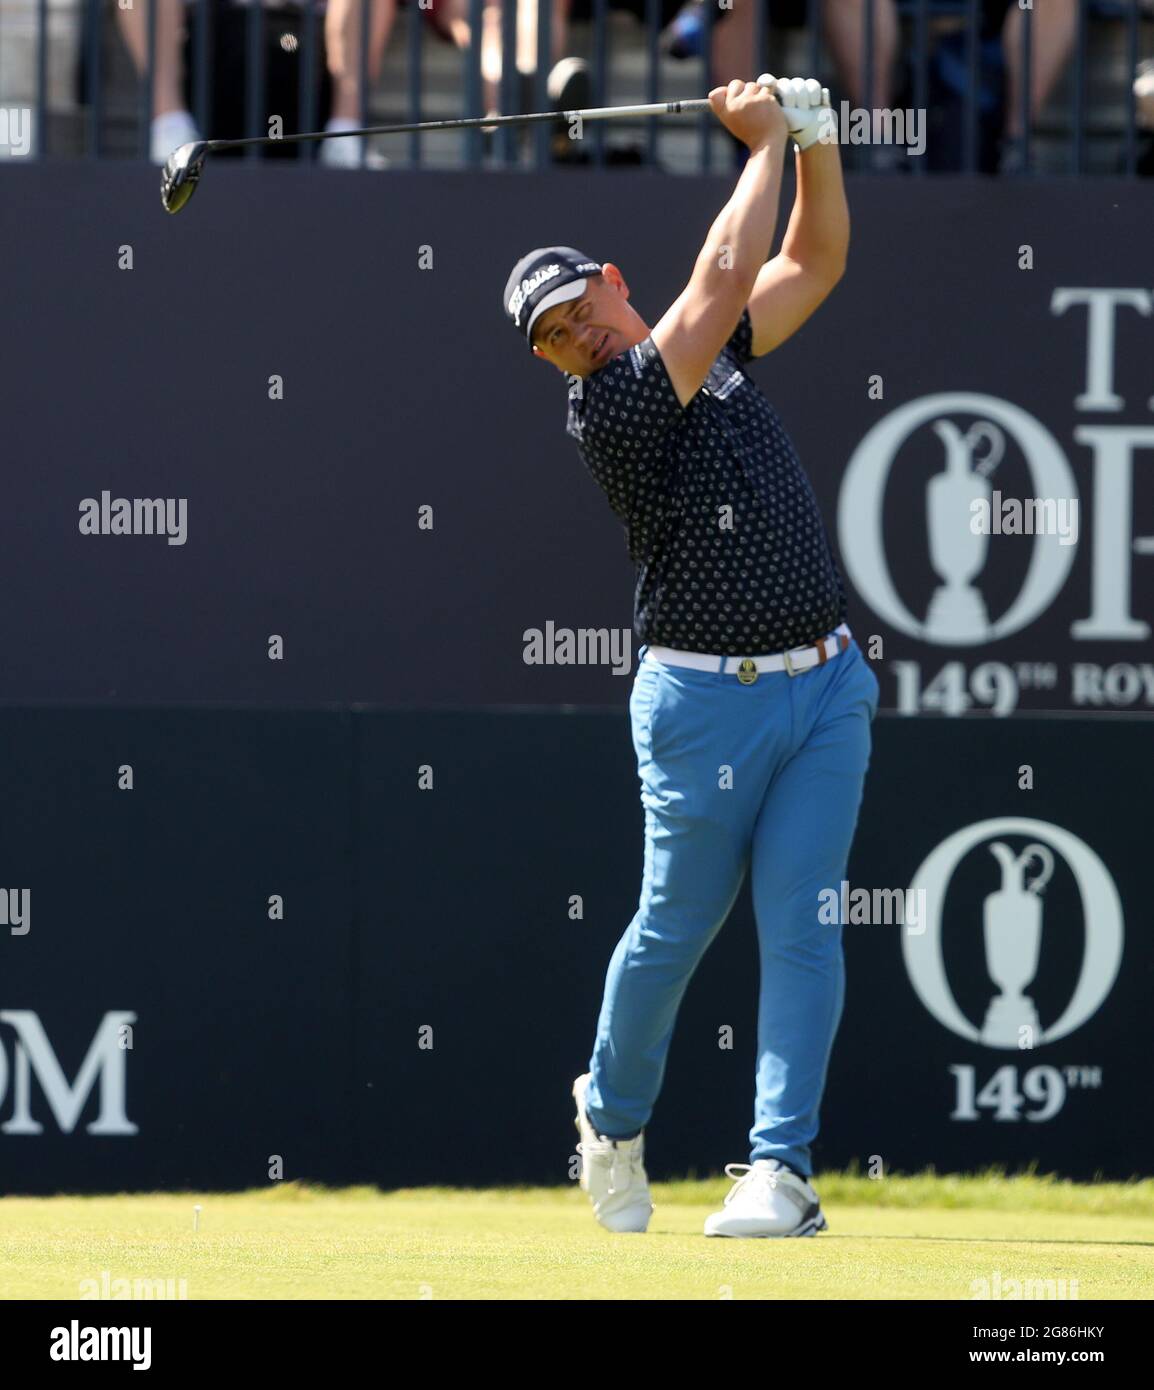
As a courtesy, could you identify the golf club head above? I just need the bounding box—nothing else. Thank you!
[160,141,209,215]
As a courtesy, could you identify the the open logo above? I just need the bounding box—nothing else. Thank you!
[902,818,1123,1048]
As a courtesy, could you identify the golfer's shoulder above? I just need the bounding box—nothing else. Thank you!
[575,338,679,417]
[566,332,688,467]
[563,357,622,443]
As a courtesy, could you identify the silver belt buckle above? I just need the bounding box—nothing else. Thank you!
[783,644,808,677]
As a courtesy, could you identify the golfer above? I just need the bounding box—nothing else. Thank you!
[502,77,879,1237]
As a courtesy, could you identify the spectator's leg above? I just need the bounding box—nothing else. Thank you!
[440,0,474,51]
[483,4,505,116]
[116,0,187,117]
[1137,60,1154,170]
[446,0,576,118]
[711,0,756,86]
[516,0,572,74]
[821,0,898,107]
[325,0,398,124]
[440,0,506,117]
[117,0,203,161]
[821,0,899,169]
[1001,0,1077,139]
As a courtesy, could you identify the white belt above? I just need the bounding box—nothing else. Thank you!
[645,623,852,682]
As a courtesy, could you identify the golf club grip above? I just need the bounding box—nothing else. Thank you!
[564,99,715,122]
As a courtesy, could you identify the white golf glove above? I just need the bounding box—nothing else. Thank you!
[757,74,834,152]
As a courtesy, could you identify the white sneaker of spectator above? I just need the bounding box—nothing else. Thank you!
[151,110,202,166]
[321,117,389,170]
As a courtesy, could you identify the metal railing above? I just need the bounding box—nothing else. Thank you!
[0,0,1150,173]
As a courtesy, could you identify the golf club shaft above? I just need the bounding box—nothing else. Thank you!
[205,99,715,154]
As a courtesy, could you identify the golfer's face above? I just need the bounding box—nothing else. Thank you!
[533,280,628,377]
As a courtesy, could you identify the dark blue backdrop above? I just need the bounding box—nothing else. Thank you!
[2,164,1151,710]
[0,709,1146,1191]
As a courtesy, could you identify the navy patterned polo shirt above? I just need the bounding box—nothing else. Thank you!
[564,306,847,655]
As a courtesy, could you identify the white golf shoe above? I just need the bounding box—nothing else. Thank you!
[150,110,202,166]
[319,119,390,170]
[704,1159,828,1237]
[572,1073,653,1233]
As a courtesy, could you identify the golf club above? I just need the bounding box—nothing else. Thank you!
[161,99,715,215]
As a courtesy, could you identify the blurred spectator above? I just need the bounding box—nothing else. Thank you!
[992,0,1077,173]
[116,0,202,162]
[439,0,596,160]
[898,1,1077,173]
[322,0,595,165]
[661,0,900,167]
[657,0,1085,175]
[665,0,898,107]
[117,0,335,164]
[1137,56,1154,176]
[916,2,1006,171]
[322,0,395,165]
[117,0,593,169]
[98,0,1154,175]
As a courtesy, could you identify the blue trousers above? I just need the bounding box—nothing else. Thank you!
[584,637,879,1177]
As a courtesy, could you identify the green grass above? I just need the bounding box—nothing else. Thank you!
[2,1171,1152,1300]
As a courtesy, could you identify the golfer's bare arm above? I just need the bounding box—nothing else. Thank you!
[746,140,850,358]
[652,85,790,409]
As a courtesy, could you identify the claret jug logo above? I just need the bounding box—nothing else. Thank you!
[901,819,1123,1124]
[837,288,1154,716]
[902,818,1122,1048]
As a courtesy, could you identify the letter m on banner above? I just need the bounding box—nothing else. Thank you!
[0,1011,138,1135]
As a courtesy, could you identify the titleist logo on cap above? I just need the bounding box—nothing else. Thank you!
[507,260,602,326]
[508,264,562,325]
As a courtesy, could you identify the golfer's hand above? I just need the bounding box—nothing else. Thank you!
[708,79,788,154]
[757,75,833,152]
